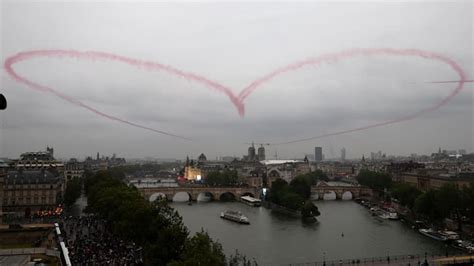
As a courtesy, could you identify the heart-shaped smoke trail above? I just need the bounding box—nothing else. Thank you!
[3,48,468,144]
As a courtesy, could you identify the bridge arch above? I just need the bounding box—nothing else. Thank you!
[341,191,353,200]
[149,192,167,202]
[323,191,337,200]
[219,192,236,201]
[268,169,281,177]
[197,192,214,202]
[172,191,192,202]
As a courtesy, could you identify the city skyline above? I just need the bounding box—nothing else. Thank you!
[1,1,472,159]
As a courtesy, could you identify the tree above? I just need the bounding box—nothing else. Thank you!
[84,170,189,265]
[461,184,474,221]
[168,230,226,266]
[391,183,422,209]
[205,170,239,187]
[289,176,311,200]
[228,250,258,266]
[414,190,440,221]
[63,177,82,207]
[356,170,392,191]
[301,200,321,218]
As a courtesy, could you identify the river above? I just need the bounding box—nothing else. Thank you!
[70,194,456,265]
[171,200,456,265]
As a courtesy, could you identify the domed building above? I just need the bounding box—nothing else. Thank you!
[198,153,207,162]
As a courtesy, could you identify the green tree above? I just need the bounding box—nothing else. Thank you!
[289,176,311,200]
[228,250,258,266]
[205,170,239,187]
[461,184,474,221]
[391,183,422,209]
[414,190,440,221]
[84,170,189,265]
[301,200,321,218]
[168,230,225,266]
[356,170,392,191]
[63,177,82,207]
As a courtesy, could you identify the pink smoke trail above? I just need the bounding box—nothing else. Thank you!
[236,48,467,145]
[429,80,473,84]
[3,48,468,144]
[3,50,243,139]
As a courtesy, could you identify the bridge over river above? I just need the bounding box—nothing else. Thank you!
[311,182,373,200]
[137,186,259,202]
[137,182,372,202]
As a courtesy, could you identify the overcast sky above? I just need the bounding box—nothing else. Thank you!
[1,0,472,160]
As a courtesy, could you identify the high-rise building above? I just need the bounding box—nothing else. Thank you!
[248,144,256,161]
[257,146,266,161]
[315,147,323,162]
[341,147,346,161]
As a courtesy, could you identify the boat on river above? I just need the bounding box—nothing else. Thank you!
[378,212,390,219]
[240,196,261,207]
[220,210,250,224]
[388,212,399,220]
[439,230,459,240]
[418,228,448,242]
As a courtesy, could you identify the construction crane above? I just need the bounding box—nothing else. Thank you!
[244,142,271,147]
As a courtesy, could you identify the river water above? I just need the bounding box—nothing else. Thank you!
[171,200,456,265]
[70,194,455,265]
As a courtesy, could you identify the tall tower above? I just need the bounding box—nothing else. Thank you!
[248,143,256,161]
[257,145,265,161]
[46,146,54,158]
[314,147,323,162]
[341,147,346,161]
[96,152,100,161]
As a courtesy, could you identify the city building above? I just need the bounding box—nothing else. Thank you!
[64,158,84,183]
[315,147,323,162]
[318,161,354,178]
[248,144,256,161]
[13,147,64,171]
[0,159,7,224]
[184,156,202,181]
[84,152,126,172]
[262,159,311,185]
[3,169,64,217]
[257,145,266,161]
[341,147,346,161]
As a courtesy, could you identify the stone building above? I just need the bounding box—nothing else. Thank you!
[65,158,85,183]
[3,169,64,217]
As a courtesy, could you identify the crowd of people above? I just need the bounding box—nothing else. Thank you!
[59,215,143,265]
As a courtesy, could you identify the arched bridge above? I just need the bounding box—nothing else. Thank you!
[311,183,373,200]
[137,186,259,202]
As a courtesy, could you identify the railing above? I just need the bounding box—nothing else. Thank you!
[286,251,471,266]
[0,248,60,257]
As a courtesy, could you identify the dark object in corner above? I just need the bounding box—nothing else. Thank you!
[0,94,6,110]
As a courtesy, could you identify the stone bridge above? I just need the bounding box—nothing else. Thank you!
[137,186,259,202]
[311,184,373,200]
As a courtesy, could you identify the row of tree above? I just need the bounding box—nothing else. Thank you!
[356,169,392,192]
[358,170,474,228]
[205,170,240,187]
[412,183,474,227]
[84,170,256,265]
[63,177,82,207]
